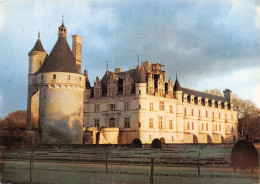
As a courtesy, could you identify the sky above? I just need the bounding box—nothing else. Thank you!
[0,0,259,118]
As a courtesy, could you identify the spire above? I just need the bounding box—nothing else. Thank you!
[106,61,108,71]
[38,31,40,39]
[62,15,64,26]
[173,72,181,91]
[138,55,139,66]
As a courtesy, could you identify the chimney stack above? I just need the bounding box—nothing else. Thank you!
[72,35,82,71]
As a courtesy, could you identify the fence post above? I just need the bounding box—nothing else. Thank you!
[106,152,108,173]
[198,151,200,176]
[150,158,154,184]
[30,153,32,183]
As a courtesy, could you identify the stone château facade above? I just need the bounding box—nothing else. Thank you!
[27,20,238,145]
[83,62,238,145]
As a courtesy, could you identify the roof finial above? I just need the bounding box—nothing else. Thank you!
[106,61,108,71]
[84,66,87,75]
[137,55,139,66]
[62,15,64,26]
[176,72,178,80]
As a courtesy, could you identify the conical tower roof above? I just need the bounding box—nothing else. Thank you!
[36,22,80,74]
[85,70,91,89]
[173,73,182,91]
[28,33,45,55]
[136,66,146,83]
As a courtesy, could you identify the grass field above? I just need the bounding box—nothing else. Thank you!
[0,145,259,184]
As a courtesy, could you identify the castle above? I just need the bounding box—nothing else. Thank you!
[27,20,238,145]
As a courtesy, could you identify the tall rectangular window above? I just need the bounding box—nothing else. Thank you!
[125,118,130,128]
[53,74,56,79]
[184,108,186,115]
[94,89,99,98]
[139,90,141,95]
[94,119,99,127]
[158,116,163,129]
[219,112,221,119]
[169,105,173,113]
[110,104,116,111]
[206,111,208,118]
[67,75,70,80]
[159,101,165,111]
[41,75,44,80]
[212,112,214,119]
[187,122,190,130]
[149,118,153,128]
[231,114,233,120]
[109,88,114,97]
[95,104,100,112]
[206,123,208,131]
[219,124,221,131]
[191,109,194,116]
[124,102,130,110]
[192,122,194,130]
[149,103,154,111]
[169,120,173,129]
[79,77,81,81]
[199,110,200,117]
[125,86,130,95]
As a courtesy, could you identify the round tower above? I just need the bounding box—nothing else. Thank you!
[35,19,86,144]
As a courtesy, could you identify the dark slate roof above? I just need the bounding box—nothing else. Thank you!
[36,38,80,74]
[85,75,91,89]
[181,87,227,102]
[136,66,146,83]
[173,78,181,91]
[28,38,46,55]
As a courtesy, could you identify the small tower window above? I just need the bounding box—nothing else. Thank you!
[53,74,56,79]
[139,90,141,95]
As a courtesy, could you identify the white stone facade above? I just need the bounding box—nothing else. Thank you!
[83,62,238,145]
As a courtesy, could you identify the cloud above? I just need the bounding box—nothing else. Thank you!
[0,0,259,117]
[0,0,5,32]
[196,66,260,108]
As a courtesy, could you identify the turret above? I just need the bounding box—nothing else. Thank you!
[28,32,47,74]
[136,66,147,97]
[173,73,183,102]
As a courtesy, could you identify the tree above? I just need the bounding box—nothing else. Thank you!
[204,89,223,96]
